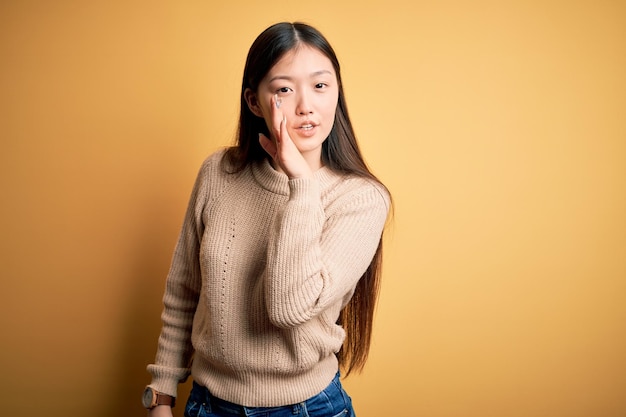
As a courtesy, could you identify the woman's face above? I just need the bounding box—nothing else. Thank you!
[247,45,339,163]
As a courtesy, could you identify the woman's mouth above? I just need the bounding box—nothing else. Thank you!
[294,123,318,137]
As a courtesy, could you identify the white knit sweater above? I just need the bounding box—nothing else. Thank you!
[147,149,390,407]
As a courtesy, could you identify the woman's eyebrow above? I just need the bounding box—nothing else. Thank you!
[310,70,333,77]
[268,70,334,83]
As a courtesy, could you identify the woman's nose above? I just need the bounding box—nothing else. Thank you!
[295,92,313,115]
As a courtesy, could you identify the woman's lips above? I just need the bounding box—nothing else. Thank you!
[294,123,318,137]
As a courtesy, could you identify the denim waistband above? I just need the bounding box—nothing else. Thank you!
[192,382,302,415]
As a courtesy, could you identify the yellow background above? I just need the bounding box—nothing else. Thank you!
[1,1,625,416]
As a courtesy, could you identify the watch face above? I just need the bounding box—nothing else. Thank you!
[142,387,154,408]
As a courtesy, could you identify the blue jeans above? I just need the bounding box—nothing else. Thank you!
[184,372,355,417]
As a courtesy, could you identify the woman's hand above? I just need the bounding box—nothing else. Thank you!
[259,94,313,179]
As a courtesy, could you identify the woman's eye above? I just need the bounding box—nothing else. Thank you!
[277,87,291,93]
[315,83,327,89]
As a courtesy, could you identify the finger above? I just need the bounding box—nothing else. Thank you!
[279,115,288,146]
[271,94,283,142]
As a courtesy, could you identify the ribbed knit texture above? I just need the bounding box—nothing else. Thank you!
[147,149,390,407]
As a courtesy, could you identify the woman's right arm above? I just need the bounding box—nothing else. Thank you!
[145,157,213,398]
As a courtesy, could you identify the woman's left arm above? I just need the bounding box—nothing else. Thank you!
[264,177,389,328]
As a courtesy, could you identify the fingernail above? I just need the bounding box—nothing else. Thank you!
[275,95,281,109]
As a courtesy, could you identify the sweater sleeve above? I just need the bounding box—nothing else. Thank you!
[146,158,212,397]
[265,176,390,329]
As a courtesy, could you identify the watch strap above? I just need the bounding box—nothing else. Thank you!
[154,391,176,408]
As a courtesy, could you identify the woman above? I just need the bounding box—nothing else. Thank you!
[143,22,391,417]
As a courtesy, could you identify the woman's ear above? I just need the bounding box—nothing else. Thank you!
[244,88,264,117]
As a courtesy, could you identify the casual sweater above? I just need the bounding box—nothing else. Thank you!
[147,149,390,407]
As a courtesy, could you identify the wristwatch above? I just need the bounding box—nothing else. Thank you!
[142,386,176,409]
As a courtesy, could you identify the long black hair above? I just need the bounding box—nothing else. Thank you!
[224,22,390,375]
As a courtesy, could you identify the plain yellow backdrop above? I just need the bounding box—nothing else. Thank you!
[1,1,625,416]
